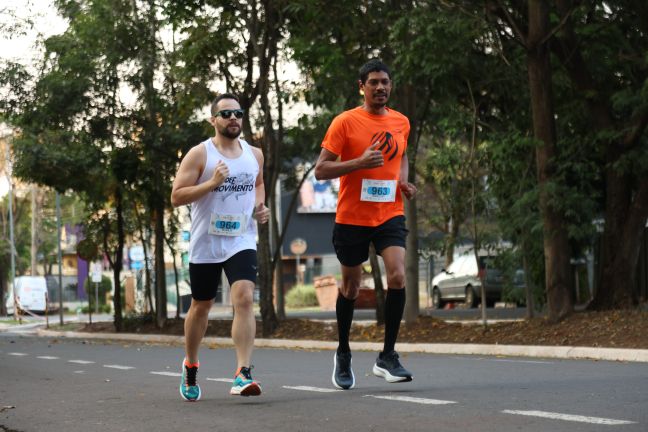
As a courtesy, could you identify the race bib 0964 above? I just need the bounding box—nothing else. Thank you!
[208,213,246,236]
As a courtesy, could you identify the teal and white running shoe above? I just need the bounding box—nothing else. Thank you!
[230,366,261,396]
[179,358,201,401]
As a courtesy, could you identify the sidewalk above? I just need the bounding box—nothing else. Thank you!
[26,326,648,364]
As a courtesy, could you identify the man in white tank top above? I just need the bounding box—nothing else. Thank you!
[171,93,270,401]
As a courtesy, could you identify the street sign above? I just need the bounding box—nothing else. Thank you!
[76,239,98,261]
[90,262,102,283]
[129,245,145,262]
[290,238,307,256]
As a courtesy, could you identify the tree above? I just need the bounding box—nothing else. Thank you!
[168,0,291,335]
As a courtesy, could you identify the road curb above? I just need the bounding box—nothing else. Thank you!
[34,328,648,363]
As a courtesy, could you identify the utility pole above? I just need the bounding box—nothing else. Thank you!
[56,192,63,325]
[6,144,17,321]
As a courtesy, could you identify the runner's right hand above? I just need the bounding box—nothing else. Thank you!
[358,142,384,169]
[211,160,229,187]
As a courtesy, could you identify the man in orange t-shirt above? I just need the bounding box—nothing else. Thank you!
[315,59,417,390]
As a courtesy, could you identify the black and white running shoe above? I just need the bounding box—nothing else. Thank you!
[372,350,413,383]
[332,351,355,390]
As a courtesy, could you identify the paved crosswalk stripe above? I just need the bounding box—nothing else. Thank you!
[502,410,636,425]
[150,371,182,377]
[364,395,456,405]
[103,364,135,370]
[206,378,234,383]
[68,360,95,364]
[37,356,59,360]
[283,386,342,393]
[8,353,27,356]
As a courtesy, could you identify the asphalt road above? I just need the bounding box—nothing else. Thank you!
[1,333,645,432]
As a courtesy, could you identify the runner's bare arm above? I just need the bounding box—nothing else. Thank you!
[398,153,417,200]
[251,146,270,224]
[314,143,384,180]
[171,146,229,207]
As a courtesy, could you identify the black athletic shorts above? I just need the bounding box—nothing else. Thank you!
[189,249,257,301]
[332,215,408,267]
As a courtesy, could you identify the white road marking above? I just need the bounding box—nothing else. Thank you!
[491,359,553,364]
[150,371,182,377]
[502,410,636,425]
[37,356,59,360]
[103,364,135,370]
[73,371,85,374]
[283,386,342,393]
[206,378,234,383]
[364,395,456,405]
[8,352,27,356]
[68,360,95,364]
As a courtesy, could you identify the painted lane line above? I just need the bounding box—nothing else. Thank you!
[364,395,456,405]
[73,371,85,374]
[37,356,59,360]
[283,386,342,393]
[502,410,636,425]
[68,360,95,364]
[150,371,182,377]
[8,353,27,356]
[206,378,234,383]
[103,364,135,370]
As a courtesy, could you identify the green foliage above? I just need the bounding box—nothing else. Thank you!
[84,276,112,306]
[285,284,318,308]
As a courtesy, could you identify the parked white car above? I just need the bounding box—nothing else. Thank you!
[431,254,522,308]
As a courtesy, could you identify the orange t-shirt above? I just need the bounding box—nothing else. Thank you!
[321,106,410,227]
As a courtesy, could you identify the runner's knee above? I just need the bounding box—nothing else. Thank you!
[386,269,405,289]
[190,299,212,317]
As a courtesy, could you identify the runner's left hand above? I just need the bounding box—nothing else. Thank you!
[399,182,417,200]
[255,203,270,224]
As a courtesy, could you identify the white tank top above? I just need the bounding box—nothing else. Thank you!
[189,138,259,263]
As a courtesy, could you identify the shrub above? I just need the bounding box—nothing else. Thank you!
[285,284,318,308]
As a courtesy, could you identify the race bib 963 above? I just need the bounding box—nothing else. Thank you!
[360,179,397,202]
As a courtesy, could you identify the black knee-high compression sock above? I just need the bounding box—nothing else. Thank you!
[383,288,406,354]
[336,292,356,354]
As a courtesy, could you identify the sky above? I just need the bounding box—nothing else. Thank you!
[1,1,68,197]
[0,0,312,198]
[0,0,68,65]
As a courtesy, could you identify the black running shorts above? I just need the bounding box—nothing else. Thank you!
[332,215,408,267]
[189,249,257,301]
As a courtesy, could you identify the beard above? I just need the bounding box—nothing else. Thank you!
[219,123,242,139]
[371,92,389,108]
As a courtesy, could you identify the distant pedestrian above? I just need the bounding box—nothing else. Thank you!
[315,59,417,389]
[171,93,270,400]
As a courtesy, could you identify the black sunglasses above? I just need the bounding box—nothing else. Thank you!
[215,109,245,119]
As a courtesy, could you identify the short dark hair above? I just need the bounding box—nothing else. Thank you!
[359,59,391,84]
[211,93,240,116]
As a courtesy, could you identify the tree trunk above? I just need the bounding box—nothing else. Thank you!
[592,179,648,308]
[0,276,7,316]
[404,198,419,323]
[369,244,385,325]
[113,188,124,331]
[552,0,648,309]
[258,221,278,336]
[527,0,573,322]
[154,205,167,328]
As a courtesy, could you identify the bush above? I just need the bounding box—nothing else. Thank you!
[285,284,318,308]
[84,276,112,306]
[81,304,111,314]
